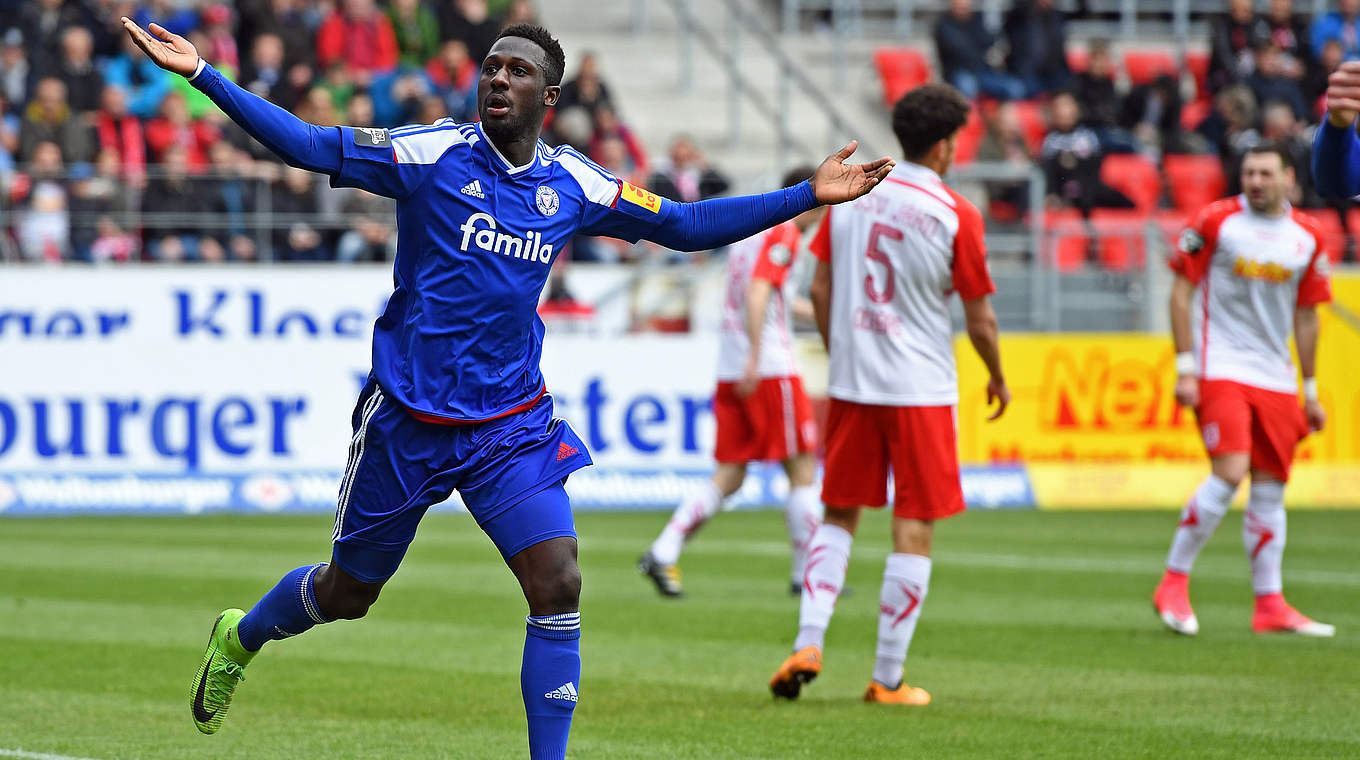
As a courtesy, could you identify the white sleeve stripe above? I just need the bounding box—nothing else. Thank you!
[392,128,469,165]
[552,151,622,207]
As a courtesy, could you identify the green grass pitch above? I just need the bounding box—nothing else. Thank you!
[1,509,1357,759]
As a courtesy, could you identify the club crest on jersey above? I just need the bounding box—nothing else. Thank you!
[767,243,793,267]
[1179,228,1203,253]
[353,127,390,147]
[458,213,553,264]
[535,186,560,217]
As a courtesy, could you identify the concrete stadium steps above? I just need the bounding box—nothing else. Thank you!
[540,0,899,188]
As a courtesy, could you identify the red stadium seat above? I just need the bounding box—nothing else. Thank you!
[1184,50,1210,99]
[1296,208,1346,264]
[953,107,986,165]
[1013,100,1048,154]
[1090,209,1148,271]
[1154,210,1191,249]
[1163,154,1227,212]
[1100,154,1162,211]
[1066,48,1089,74]
[874,47,932,106]
[1042,209,1089,271]
[1122,49,1178,86]
[1179,99,1213,132]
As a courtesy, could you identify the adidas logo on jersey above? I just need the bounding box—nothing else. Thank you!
[545,682,578,703]
[460,180,486,199]
[458,213,553,264]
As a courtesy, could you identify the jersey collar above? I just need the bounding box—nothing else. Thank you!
[474,123,544,177]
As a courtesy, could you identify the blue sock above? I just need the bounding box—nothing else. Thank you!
[521,613,581,760]
[235,563,330,652]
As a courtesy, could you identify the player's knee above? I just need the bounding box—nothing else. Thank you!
[326,585,382,620]
[528,562,581,613]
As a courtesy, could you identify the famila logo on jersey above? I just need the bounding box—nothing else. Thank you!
[458,213,553,264]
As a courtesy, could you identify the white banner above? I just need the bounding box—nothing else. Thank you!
[0,266,754,513]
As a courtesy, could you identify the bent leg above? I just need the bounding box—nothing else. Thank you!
[795,505,860,652]
[650,463,745,565]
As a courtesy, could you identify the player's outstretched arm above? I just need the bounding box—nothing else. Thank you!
[1314,61,1360,199]
[640,143,893,252]
[120,17,341,176]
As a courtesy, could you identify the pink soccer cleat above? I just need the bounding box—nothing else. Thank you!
[1153,569,1199,636]
[1252,593,1336,637]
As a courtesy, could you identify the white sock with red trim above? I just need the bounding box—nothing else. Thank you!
[650,480,723,565]
[1243,479,1286,595]
[1166,475,1234,574]
[793,524,852,652]
[872,553,930,688]
[784,486,823,586]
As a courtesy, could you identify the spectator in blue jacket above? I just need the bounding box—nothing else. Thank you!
[934,0,1027,101]
[102,32,171,119]
[1310,0,1360,62]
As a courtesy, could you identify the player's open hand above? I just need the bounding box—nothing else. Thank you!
[1305,399,1326,433]
[809,141,895,205]
[1325,61,1360,128]
[121,17,200,78]
[985,376,1010,421]
[1174,375,1199,409]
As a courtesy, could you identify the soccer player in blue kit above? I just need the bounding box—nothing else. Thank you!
[120,16,894,759]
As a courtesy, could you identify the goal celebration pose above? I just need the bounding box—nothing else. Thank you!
[119,17,893,759]
[1152,143,1335,638]
[768,84,1010,705]
[639,167,826,598]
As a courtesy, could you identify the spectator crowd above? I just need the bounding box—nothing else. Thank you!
[932,0,1360,263]
[0,0,732,263]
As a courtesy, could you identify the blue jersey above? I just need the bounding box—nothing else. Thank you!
[331,120,666,422]
[188,62,818,423]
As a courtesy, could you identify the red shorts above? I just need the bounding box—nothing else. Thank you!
[713,376,817,463]
[1196,379,1309,482]
[821,399,964,521]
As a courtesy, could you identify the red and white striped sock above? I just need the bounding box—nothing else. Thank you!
[1166,474,1234,574]
[784,485,822,586]
[793,524,853,652]
[649,480,723,566]
[872,553,930,688]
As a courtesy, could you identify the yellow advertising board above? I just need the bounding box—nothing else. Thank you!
[952,272,1360,507]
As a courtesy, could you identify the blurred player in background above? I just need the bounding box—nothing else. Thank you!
[119,17,894,759]
[639,166,825,598]
[769,84,1010,706]
[1153,143,1335,638]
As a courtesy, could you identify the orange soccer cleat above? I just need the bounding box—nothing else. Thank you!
[863,680,931,705]
[1252,593,1336,637]
[1153,569,1199,636]
[769,646,822,700]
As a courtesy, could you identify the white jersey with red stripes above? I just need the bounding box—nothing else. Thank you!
[810,162,994,406]
[1171,196,1333,394]
[717,221,802,381]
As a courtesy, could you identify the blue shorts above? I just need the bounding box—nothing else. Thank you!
[330,378,591,583]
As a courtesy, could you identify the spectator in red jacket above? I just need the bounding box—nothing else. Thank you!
[144,90,220,168]
[316,0,399,87]
[93,85,146,187]
[588,105,647,179]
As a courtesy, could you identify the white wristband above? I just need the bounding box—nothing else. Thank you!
[1175,352,1197,376]
[188,58,206,82]
[1303,378,1319,402]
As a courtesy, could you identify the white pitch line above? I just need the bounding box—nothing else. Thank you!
[0,749,109,760]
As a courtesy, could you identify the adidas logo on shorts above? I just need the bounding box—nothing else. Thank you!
[545,682,578,703]
[460,179,486,199]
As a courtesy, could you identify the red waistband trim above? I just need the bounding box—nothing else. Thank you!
[404,384,547,426]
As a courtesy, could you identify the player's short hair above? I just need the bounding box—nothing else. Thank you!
[891,84,971,161]
[782,165,816,187]
[1243,141,1293,171]
[496,24,566,87]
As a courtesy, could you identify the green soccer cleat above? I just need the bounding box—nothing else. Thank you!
[189,608,255,735]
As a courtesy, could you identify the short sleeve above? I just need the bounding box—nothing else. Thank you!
[750,224,798,287]
[1298,247,1334,307]
[809,206,833,262]
[330,123,458,199]
[951,199,994,299]
[1169,203,1226,285]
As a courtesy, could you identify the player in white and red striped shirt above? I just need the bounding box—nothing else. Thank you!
[1153,143,1336,637]
[769,85,1010,705]
[639,167,827,598]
